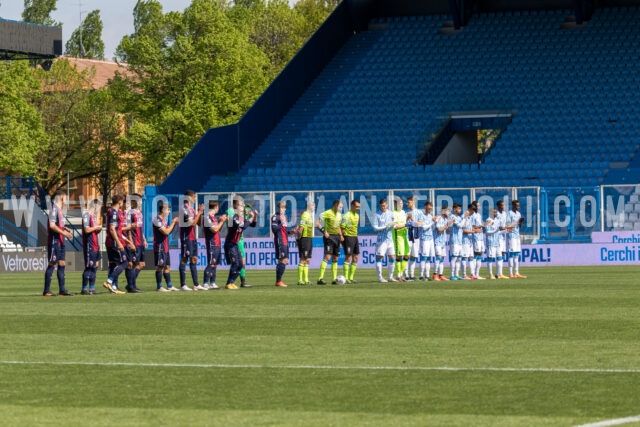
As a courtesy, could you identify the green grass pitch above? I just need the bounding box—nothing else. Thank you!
[1,266,640,426]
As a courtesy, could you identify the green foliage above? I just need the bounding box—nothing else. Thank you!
[21,0,59,26]
[65,10,105,60]
[0,61,46,176]
[116,0,271,182]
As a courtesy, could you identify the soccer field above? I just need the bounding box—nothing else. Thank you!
[1,266,640,426]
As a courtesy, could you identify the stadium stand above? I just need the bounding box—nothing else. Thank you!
[176,5,640,193]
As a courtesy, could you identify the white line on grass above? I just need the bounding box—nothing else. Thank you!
[576,415,640,427]
[1,360,640,374]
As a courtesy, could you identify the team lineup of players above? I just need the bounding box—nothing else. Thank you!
[42,189,527,296]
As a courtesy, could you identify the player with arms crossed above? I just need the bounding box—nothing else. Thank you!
[43,190,74,296]
[80,198,102,295]
[340,200,361,284]
[316,200,343,285]
[202,200,227,290]
[419,201,436,281]
[153,201,180,292]
[296,199,314,286]
[507,200,527,278]
[373,198,396,283]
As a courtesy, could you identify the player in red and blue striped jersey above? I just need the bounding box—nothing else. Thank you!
[103,195,132,295]
[80,198,102,295]
[125,195,147,293]
[271,201,297,288]
[224,205,257,290]
[43,190,74,296]
[153,201,180,292]
[179,190,205,291]
[202,200,227,290]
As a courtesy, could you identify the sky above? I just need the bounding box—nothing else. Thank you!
[0,0,209,60]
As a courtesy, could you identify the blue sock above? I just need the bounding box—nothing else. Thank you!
[276,262,286,282]
[155,271,163,288]
[89,269,96,290]
[44,264,55,293]
[56,266,66,292]
[163,272,172,287]
[179,263,186,286]
[190,262,198,285]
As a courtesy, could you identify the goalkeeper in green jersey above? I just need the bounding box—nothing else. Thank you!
[226,198,254,288]
[340,200,360,284]
[392,198,409,282]
[296,199,315,285]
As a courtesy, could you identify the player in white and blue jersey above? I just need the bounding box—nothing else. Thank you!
[373,198,397,283]
[507,200,527,278]
[448,203,464,280]
[485,209,501,279]
[495,200,509,279]
[419,201,436,281]
[461,205,474,279]
[470,202,486,280]
[433,206,451,281]
[405,196,424,281]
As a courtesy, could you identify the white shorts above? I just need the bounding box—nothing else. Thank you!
[408,240,420,258]
[508,237,521,253]
[499,239,506,254]
[420,239,435,258]
[473,240,485,253]
[376,240,396,257]
[449,243,462,257]
[461,243,473,258]
[435,245,446,258]
[487,246,500,259]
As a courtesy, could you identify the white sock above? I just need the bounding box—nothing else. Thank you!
[439,260,445,275]
[469,259,476,276]
[425,260,431,277]
[434,259,441,276]
[497,258,504,276]
[488,262,494,277]
[376,261,383,278]
[476,258,482,277]
[509,256,514,275]
[388,261,395,278]
[514,256,519,275]
[409,259,416,278]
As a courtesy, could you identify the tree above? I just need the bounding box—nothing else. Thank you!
[35,59,131,194]
[65,10,105,60]
[22,0,59,26]
[0,62,46,177]
[115,0,270,182]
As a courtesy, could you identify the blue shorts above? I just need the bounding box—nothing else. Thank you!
[48,244,65,263]
[125,247,137,263]
[107,247,127,264]
[83,250,102,268]
[181,240,198,259]
[275,241,289,260]
[154,251,170,267]
[135,246,145,263]
[224,243,241,266]
[206,245,221,267]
